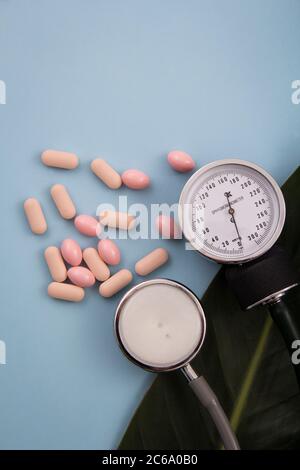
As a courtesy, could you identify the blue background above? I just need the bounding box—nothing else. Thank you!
[0,0,299,449]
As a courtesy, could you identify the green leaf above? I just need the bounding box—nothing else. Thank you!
[119,167,300,450]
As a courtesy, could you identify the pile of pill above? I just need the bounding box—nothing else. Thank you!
[23,149,196,302]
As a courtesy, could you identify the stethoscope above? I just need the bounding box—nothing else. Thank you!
[178,159,300,386]
[115,279,240,450]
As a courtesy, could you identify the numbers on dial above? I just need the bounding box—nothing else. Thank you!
[249,188,261,196]
[241,180,252,189]
[205,182,216,191]
[217,176,228,184]
[257,210,268,219]
[247,232,259,241]
[229,176,240,184]
[180,160,284,263]
[256,222,267,230]
[198,192,209,200]
[254,198,266,207]
[190,168,276,259]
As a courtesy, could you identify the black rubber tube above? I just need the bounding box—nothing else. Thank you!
[268,300,300,388]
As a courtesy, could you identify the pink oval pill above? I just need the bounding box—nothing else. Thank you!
[67,266,95,287]
[121,169,150,190]
[155,215,182,239]
[98,239,121,266]
[167,150,195,173]
[61,239,82,266]
[74,215,100,237]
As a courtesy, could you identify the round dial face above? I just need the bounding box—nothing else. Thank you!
[179,160,286,263]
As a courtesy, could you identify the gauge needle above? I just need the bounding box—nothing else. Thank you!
[224,192,242,243]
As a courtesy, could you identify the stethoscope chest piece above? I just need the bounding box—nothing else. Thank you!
[115,279,240,450]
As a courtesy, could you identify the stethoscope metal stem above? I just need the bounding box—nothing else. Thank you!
[181,363,198,381]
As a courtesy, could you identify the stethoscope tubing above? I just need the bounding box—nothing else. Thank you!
[182,365,240,450]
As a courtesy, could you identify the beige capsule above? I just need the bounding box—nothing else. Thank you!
[44,246,67,282]
[24,198,47,235]
[99,269,133,298]
[50,184,76,219]
[83,247,110,282]
[91,159,122,189]
[99,210,135,230]
[41,150,79,169]
[135,248,169,276]
[48,282,85,302]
